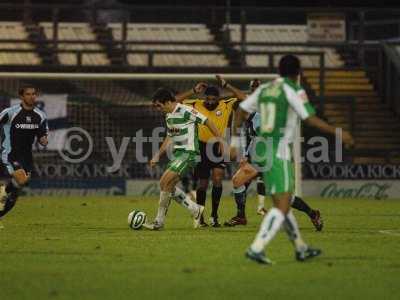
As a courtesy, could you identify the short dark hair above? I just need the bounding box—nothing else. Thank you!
[152,87,176,104]
[19,84,38,96]
[278,55,301,77]
[249,79,261,89]
[204,85,220,97]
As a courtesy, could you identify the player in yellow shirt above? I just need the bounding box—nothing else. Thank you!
[184,85,241,227]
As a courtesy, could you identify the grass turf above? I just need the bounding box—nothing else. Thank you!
[1,196,400,300]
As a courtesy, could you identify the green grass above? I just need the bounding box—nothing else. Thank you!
[1,196,400,300]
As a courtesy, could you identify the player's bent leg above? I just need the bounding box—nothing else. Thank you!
[232,163,258,188]
[0,168,29,215]
[283,208,322,261]
[290,195,323,231]
[164,153,204,228]
[147,170,179,230]
[246,158,302,265]
[225,165,257,227]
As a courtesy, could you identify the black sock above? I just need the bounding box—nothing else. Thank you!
[234,187,246,218]
[196,189,206,206]
[196,189,207,223]
[291,196,314,218]
[0,183,19,218]
[256,181,266,196]
[211,186,222,219]
[0,196,17,218]
[181,176,190,193]
[5,181,18,195]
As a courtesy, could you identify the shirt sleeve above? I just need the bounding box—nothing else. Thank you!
[283,84,316,120]
[37,115,49,138]
[0,108,9,125]
[252,112,261,132]
[182,99,198,107]
[239,86,261,113]
[185,106,207,125]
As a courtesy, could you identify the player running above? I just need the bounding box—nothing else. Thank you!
[0,85,48,225]
[232,55,354,264]
[217,77,323,230]
[216,76,268,216]
[147,88,223,230]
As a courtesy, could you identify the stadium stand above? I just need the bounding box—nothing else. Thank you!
[0,22,40,65]
[73,80,147,104]
[304,69,400,163]
[40,22,110,65]
[228,24,344,68]
[108,23,229,66]
[0,3,397,166]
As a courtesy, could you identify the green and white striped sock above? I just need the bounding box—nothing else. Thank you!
[172,187,200,216]
[155,191,171,225]
[284,210,308,252]
[250,207,285,253]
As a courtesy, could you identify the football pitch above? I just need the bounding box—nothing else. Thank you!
[1,196,399,300]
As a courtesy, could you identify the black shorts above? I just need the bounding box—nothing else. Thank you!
[1,158,33,177]
[195,141,226,179]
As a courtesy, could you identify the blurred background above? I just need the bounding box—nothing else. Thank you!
[0,1,399,198]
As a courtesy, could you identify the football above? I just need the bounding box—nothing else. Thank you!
[128,210,147,230]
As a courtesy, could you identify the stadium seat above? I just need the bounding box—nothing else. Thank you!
[108,23,228,67]
[228,24,344,68]
[40,22,110,66]
[0,22,40,65]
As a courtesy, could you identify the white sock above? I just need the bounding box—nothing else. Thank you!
[284,210,308,252]
[250,207,285,253]
[155,191,171,225]
[257,194,265,210]
[172,187,200,216]
[290,195,296,205]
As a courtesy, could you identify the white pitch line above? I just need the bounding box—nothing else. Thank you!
[379,230,400,237]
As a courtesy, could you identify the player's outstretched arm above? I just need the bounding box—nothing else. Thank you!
[149,136,172,167]
[175,82,208,102]
[284,84,354,147]
[216,75,247,101]
[305,115,354,147]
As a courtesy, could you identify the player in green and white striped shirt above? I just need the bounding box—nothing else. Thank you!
[232,55,354,264]
[148,88,223,230]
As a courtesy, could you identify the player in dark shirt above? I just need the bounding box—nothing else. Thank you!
[0,85,48,222]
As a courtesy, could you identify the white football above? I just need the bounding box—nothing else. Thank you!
[128,210,147,230]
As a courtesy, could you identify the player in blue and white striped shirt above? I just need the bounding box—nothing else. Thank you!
[0,85,48,224]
